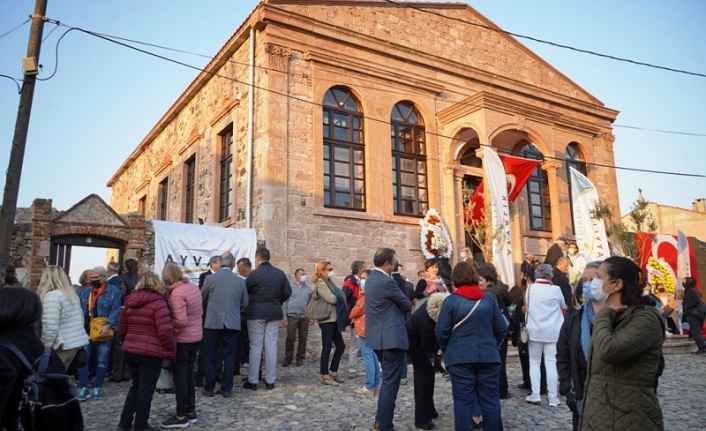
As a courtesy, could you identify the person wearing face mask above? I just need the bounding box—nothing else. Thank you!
[282,268,312,367]
[579,256,665,431]
[342,260,366,378]
[460,246,474,266]
[77,266,122,401]
[566,243,589,302]
[313,261,348,385]
[556,261,602,431]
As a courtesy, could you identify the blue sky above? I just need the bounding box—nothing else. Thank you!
[1,0,704,219]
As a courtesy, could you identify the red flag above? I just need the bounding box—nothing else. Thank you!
[467,154,540,222]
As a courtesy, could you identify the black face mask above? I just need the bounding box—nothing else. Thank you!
[91,279,102,288]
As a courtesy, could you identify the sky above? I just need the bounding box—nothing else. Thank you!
[1,0,705,222]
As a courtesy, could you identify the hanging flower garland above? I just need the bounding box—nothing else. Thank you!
[646,257,677,294]
[419,209,453,259]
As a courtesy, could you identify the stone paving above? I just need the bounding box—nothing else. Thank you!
[81,327,706,431]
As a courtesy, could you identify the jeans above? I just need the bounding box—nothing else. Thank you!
[319,322,345,375]
[248,319,280,385]
[374,348,406,431]
[447,363,503,431]
[174,341,199,416]
[357,336,380,390]
[118,354,162,430]
[204,328,238,392]
[78,338,113,388]
[347,326,360,370]
[528,340,558,399]
[285,316,309,361]
[687,315,706,350]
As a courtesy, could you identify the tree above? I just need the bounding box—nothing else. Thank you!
[591,190,657,268]
[461,184,506,263]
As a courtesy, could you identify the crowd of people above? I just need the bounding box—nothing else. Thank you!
[0,237,704,431]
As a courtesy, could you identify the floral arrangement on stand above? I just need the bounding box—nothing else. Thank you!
[646,256,678,294]
[419,209,453,259]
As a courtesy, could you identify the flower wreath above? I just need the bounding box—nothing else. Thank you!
[419,209,453,259]
[646,257,677,294]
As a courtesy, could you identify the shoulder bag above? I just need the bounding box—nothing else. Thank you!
[452,297,482,331]
[88,290,114,342]
[520,285,530,343]
[305,282,333,321]
[693,301,706,321]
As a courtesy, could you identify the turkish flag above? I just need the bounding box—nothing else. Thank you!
[467,154,540,223]
[635,232,700,293]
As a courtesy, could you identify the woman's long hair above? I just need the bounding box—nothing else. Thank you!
[124,258,139,279]
[135,272,166,296]
[603,256,652,307]
[162,262,186,286]
[37,265,79,305]
[312,261,331,285]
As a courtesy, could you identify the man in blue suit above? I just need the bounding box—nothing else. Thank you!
[365,248,412,431]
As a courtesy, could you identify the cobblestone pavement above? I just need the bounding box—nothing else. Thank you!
[81,327,706,431]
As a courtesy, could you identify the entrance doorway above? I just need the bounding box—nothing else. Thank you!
[51,236,125,283]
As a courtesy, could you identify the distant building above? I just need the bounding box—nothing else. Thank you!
[107,1,621,279]
[622,198,706,239]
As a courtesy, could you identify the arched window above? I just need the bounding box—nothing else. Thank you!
[391,102,428,216]
[519,143,551,231]
[322,87,365,210]
[566,142,587,233]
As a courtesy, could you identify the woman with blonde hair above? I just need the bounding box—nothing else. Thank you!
[117,272,176,431]
[313,261,347,385]
[160,263,203,428]
[37,265,90,370]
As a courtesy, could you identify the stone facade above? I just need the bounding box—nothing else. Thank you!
[108,1,621,280]
[622,200,706,240]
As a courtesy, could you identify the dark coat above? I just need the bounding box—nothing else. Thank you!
[579,306,665,431]
[552,268,575,312]
[364,269,412,351]
[683,287,703,321]
[557,307,588,412]
[245,262,292,321]
[0,326,65,431]
[405,301,438,355]
[545,243,564,267]
[342,274,361,313]
[119,289,176,361]
[198,269,212,289]
[433,256,452,288]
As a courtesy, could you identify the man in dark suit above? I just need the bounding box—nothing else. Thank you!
[365,248,412,431]
[201,251,249,397]
[552,257,574,312]
[198,256,220,289]
[520,253,535,287]
[433,246,452,289]
[544,237,567,267]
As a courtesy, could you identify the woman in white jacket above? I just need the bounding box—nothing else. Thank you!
[37,265,90,369]
[524,263,566,408]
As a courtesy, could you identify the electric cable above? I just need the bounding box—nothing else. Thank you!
[37,27,76,81]
[0,74,22,93]
[30,21,706,180]
[383,0,706,79]
[0,19,29,40]
[63,24,706,139]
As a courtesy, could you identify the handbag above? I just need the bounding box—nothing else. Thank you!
[89,317,114,342]
[520,286,530,343]
[693,302,706,321]
[67,347,87,371]
[305,284,333,321]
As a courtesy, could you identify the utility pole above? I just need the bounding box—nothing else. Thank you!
[0,0,48,260]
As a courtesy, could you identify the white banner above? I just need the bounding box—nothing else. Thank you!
[153,221,257,285]
[677,230,691,290]
[484,148,515,287]
[569,167,609,261]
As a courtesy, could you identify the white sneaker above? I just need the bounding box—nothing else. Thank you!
[525,394,542,405]
[354,386,374,395]
[549,398,561,407]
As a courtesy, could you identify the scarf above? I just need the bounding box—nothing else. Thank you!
[452,284,485,300]
[331,282,348,332]
[88,283,107,317]
[580,303,597,360]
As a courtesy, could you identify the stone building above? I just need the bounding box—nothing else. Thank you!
[622,198,706,240]
[108,0,621,278]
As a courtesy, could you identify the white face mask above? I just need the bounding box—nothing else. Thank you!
[300,275,307,283]
[590,278,610,303]
[328,271,335,279]
[360,279,366,290]
[460,252,466,259]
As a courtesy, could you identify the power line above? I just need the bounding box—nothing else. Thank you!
[0,74,22,93]
[55,24,706,140]
[0,19,30,40]
[384,0,706,79]
[32,22,706,180]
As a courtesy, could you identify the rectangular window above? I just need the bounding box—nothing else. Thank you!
[184,156,196,224]
[219,126,233,222]
[158,178,168,221]
[138,195,146,216]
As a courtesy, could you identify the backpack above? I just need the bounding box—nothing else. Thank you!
[0,342,84,431]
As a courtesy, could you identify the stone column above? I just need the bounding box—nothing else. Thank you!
[543,160,563,239]
[442,162,460,261]
[28,199,52,290]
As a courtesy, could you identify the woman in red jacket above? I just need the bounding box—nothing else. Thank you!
[161,263,203,428]
[117,272,176,431]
